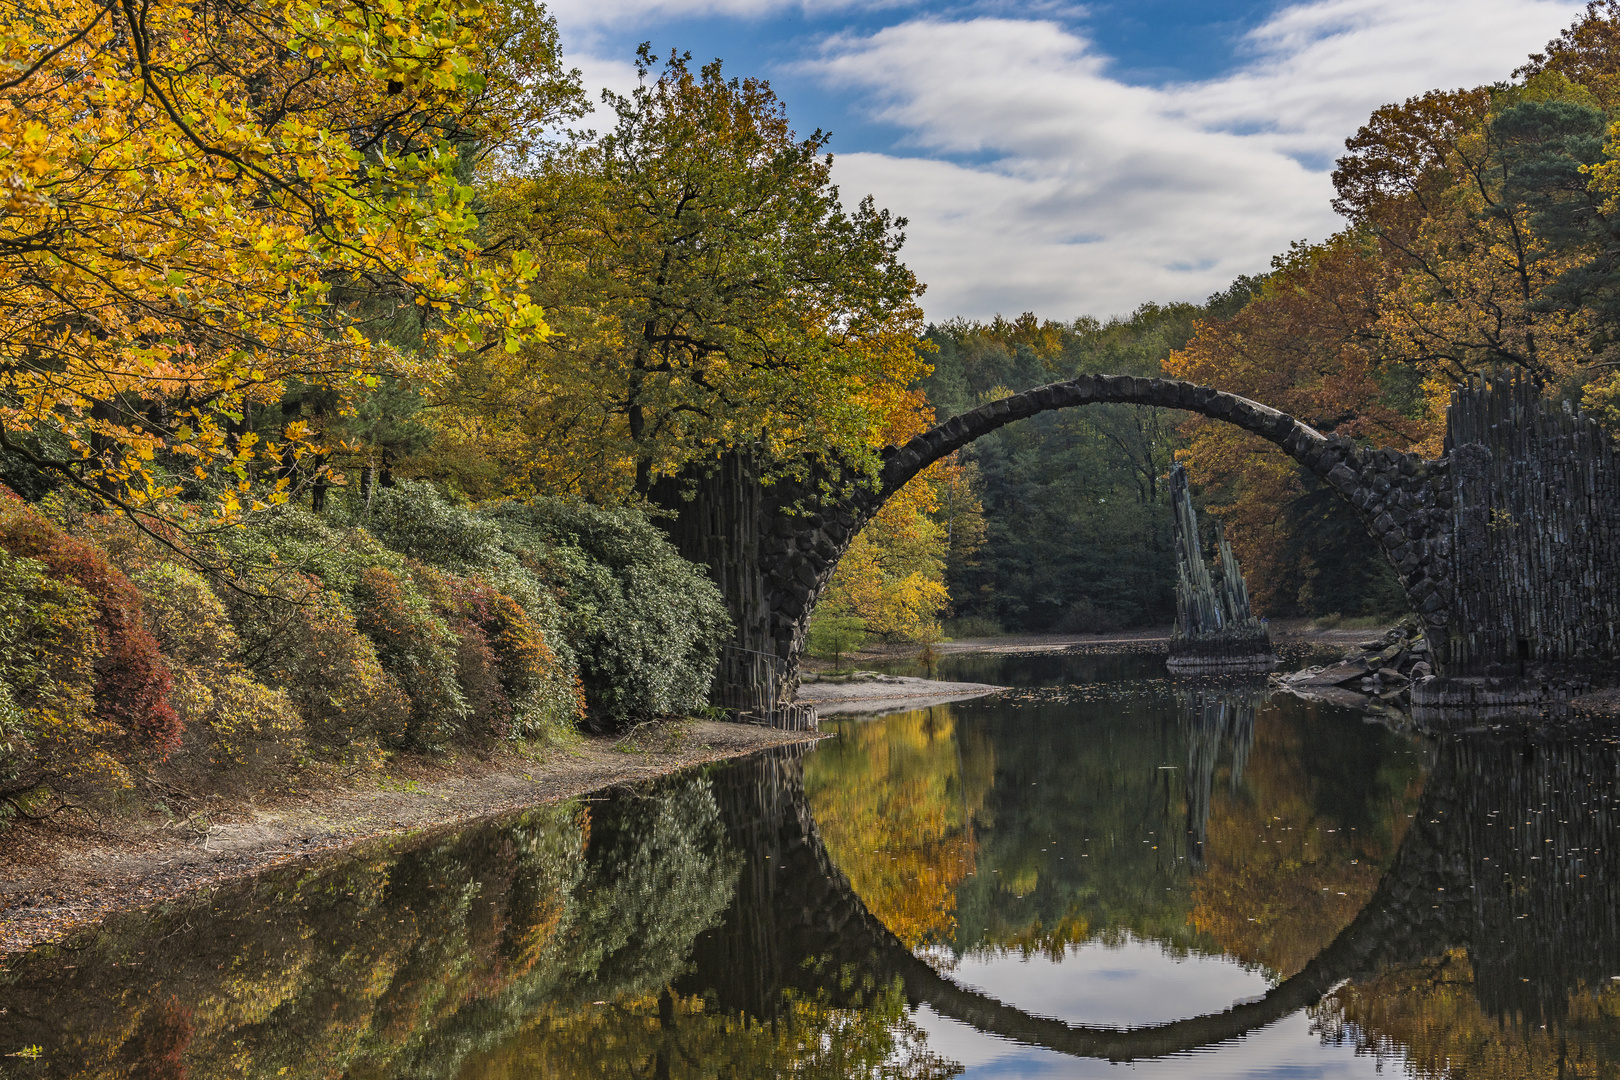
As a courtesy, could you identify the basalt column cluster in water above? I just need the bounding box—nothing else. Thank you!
[1166,462,1273,672]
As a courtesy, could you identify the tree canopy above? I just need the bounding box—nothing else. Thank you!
[0,0,573,523]
[435,47,930,500]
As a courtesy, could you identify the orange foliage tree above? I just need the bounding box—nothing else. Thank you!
[1335,80,1606,391]
[1166,6,1620,612]
[1166,237,1435,612]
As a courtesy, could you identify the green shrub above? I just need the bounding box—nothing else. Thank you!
[0,548,107,794]
[357,483,584,741]
[358,481,509,570]
[438,570,583,742]
[227,579,409,766]
[134,563,302,776]
[485,500,730,731]
[352,565,469,751]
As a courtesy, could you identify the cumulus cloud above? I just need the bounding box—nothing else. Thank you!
[802,0,1584,319]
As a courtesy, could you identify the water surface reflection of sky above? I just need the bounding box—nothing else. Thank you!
[915,1008,1390,1079]
[803,652,1427,1078]
[943,939,1269,1029]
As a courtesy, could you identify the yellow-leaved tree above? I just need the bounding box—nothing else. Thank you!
[436,46,930,500]
[0,0,568,521]
[814,467,952,646]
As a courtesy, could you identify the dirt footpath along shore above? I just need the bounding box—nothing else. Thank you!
[0,720,823,955]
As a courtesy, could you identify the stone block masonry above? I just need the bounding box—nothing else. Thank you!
[1441,374,1620,676]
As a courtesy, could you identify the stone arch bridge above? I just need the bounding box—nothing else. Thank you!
[654,373,1620,698]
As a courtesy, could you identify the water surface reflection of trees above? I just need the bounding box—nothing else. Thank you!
[805,688,1425,974]
[1312,730,1620,1079]
[805,693,1620,1076]
[7,709,1620,1079]
[1,776,741,1079]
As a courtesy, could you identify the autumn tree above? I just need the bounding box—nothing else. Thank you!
[1334,79,1610,390]
[440,46,930,500]
[815,471,951,645]
[1166,238,1430,614]
[1519,0,1620,108]
[0,0,566,523]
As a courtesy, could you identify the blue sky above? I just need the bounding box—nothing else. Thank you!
[545,0,1587,321]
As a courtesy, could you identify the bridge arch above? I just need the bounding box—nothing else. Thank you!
[746,374,1451,678]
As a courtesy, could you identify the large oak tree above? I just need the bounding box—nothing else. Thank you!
[437,47,930,500]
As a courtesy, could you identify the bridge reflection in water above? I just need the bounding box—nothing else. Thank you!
[684,690,1620,1076]
[1,682,1618,1078]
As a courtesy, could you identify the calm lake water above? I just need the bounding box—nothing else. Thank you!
[3,650,1619,1078]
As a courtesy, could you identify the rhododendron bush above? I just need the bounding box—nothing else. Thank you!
[0,474,736,820]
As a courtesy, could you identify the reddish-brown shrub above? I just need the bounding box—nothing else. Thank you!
[435,573,581,740]
[223,573,410,760]
[404,564,513,742]
[352,565,468,750]
[453,579,554,702]
[0,489,180,751]
[451,620,512,741]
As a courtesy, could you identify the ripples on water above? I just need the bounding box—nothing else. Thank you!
[1,650,1618,1078]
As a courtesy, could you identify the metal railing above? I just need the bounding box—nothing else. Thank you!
[714,645,818,731]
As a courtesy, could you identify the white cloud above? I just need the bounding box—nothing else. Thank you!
[545,0,910,33]
[801,0,1584,320]
[570,52,643,111]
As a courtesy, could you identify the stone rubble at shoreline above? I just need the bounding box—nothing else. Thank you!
[1271,622,1431,713]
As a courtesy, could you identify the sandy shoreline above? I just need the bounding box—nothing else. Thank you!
[796,673,1007,714]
